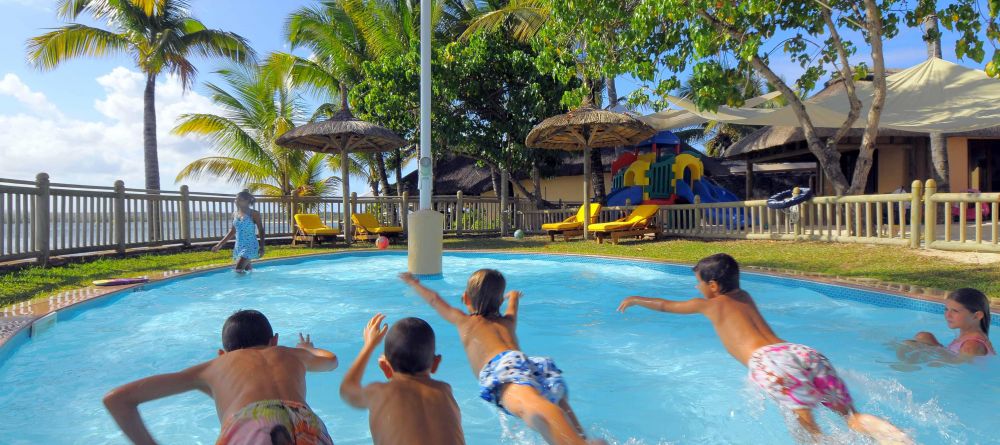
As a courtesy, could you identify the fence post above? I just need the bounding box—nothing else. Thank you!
[114,180,126,255]
[179,185,191,247]
[693,195,702,233]
[288,194,297,238]
[401,192,409,233]
[34,173,51,265]
[909,179,922,249]
[923,179,937,249]
[456,191,464,236]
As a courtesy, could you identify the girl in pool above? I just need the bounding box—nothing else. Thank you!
[212,190,265,273]
[912,288,995,357]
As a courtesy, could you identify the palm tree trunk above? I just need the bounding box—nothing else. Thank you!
[490,166,500,197]
[394,148,404,196]
[143,73,160,190]
[925,14,949,191]
[607,77,624,159]
[375,152,391,195]
[590,148,606,203]
[143,73,162,241]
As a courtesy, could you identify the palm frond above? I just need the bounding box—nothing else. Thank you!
[26,25,132,70]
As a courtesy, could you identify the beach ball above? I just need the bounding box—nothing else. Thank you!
[513,229,525,240]
[376,235,390,249]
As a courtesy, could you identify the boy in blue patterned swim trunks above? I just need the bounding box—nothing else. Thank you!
[401,270,605,445]
[617,254,912,445]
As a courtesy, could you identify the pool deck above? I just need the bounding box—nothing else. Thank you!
[0,249,988,349]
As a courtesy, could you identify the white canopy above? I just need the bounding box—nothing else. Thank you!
[658,58,1000,133]
[639,91,782,130]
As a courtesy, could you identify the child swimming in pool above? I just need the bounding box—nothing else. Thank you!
[340,314,465,444]
[910,288,995,357]
[103,309,338,445]
[400,270,605,445]
[616,253,912,445]
[212,190,265,273]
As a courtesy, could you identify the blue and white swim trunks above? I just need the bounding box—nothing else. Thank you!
[478,350,567,410]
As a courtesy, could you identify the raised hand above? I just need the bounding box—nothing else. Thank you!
[297,333,315,349]
[505,290,522,300]
[364,313,389,347]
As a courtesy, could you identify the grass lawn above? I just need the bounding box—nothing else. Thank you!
[2,237,998,308]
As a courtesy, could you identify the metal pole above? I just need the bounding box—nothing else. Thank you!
[418,0,432,210]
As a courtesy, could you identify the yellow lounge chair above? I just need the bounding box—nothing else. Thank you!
[541,203,602,241]
[352,212,404,241]
[589,204,661,244]
[293,214,341,247]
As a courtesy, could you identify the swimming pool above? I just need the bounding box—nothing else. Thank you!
[0,252,996,444]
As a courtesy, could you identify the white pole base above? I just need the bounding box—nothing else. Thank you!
[407,209,443,275]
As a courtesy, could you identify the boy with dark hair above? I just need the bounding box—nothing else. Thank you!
[103,309,338,445]
[617,254,912,445]
[400,270,605,445]
[340,314,464,444]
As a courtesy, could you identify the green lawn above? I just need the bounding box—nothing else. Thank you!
[2,237,997,308]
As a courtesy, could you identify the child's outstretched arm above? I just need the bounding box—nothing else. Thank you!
[340,313,389,408]
[617,296,708,314]
[291,333,339,372]
[504,290,522,319]
[103,362,210,445]
[211,227,236,253]
[399,272,466,324]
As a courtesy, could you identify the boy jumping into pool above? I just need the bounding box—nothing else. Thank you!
[340,313,465,444]
[616,254,912,445]
[400,270,605,445]
[103,309,338,445]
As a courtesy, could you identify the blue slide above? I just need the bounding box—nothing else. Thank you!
[676,179,746,228]
[607,185,645,206]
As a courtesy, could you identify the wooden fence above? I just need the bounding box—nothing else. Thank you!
[519,179,1000,253]
[0,174,518,264]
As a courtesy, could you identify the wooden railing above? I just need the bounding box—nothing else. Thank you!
[519,179,1000,253]
[0,174,519,264]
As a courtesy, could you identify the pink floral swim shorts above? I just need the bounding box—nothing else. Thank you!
[748,342,853,413]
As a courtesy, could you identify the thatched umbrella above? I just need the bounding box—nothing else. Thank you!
[526,100,656,238]
[276,86,407,243]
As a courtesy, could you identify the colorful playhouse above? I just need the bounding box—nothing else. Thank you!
[607,131,741,206]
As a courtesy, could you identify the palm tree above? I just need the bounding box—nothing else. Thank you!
[27,0,256,190]
[172,63,337,199]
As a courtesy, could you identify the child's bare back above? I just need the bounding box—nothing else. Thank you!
[341,314,465,445]
[698,290,784,364]
[201,345,315,420]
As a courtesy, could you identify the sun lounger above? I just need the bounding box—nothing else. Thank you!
[351,212,404,241]
[588,204,661,244]
[541,203,603,241]
[293,214,341,247]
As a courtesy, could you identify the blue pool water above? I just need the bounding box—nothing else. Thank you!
[0,252,997,444]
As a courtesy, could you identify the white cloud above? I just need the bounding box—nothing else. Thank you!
[0,74,62,117]
[0,67,238,193]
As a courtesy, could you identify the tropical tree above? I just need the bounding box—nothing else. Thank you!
[27,0,256,190]
[172,63,337,199]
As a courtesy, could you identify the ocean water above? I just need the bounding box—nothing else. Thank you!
[0,252,996,444]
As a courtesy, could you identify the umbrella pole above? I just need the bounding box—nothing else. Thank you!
[583,144,591,239]
[342,148,352,244]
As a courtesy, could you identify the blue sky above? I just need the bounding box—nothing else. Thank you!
[0,1,990,194]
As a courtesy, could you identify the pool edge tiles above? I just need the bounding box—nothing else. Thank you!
[1,250,996,358]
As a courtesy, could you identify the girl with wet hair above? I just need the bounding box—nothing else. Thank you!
[913,288,995,357]
[212,190,265,273]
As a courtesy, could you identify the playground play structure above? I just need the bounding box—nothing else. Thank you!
[607,131,741,207]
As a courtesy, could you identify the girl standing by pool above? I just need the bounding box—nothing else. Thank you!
[212,190,265,273]
[912,288,995,357]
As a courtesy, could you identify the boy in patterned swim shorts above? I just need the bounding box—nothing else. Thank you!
[103,310,338,444]
[400,270,605,445]
[617,254,912,444]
